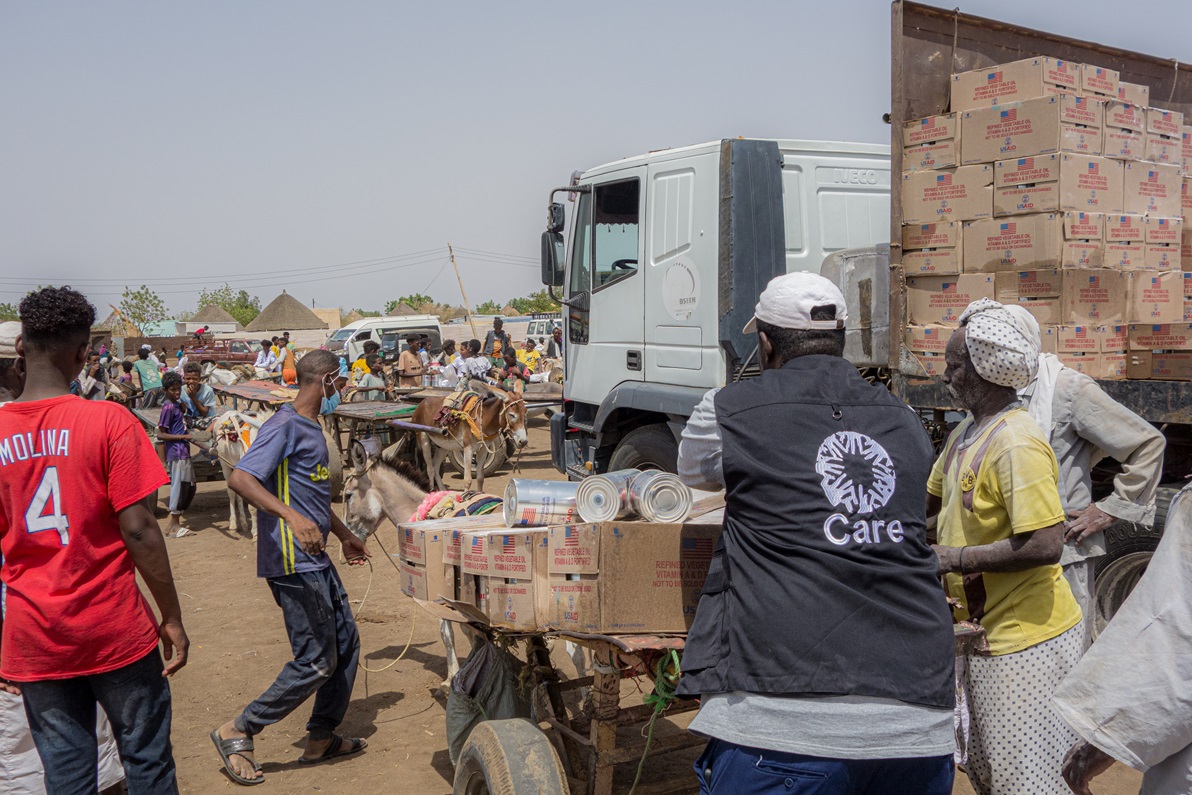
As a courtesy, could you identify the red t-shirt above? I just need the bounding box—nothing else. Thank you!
[0,395,168,681]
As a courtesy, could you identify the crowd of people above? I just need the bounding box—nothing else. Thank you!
[2,278,1185,795]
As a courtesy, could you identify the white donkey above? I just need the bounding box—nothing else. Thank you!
[210,411,263,538]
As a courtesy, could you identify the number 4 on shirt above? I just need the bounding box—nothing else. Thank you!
[25,466,70,545]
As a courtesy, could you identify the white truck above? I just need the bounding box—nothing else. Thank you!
[540,139,892,477]
[335,314,445,365]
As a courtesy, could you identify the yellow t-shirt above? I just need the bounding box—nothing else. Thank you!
[516,349,541,371]
[350,357,370,382]
[927,407,1081,655]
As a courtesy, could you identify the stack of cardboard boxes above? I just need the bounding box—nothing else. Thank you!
[902,56,1191,380]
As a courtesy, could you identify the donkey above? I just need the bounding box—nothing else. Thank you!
[342,455,502,694]
[210,411,262,538]
[409,379,528,492]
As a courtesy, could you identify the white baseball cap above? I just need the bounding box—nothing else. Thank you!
[0,321,19,358]
[742,271,848,333]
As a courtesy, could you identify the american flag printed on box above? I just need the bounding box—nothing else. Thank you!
[502,535,516,554]
[1000,108,1017,122]
[563,527,580,547]
[1088,162,1099,175]
[987,71,1003,84]
[681,537,715,561]
[936,173,952,185]
[1000,222,1017,235]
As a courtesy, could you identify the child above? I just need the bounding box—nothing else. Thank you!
[516,338,542,373]
[499,349,530,392]
[353,353,392,402]
[157,371,196,538]
[119,360,134,384]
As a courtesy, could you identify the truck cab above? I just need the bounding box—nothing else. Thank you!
[541,138,892,478]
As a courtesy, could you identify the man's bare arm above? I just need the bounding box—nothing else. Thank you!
[228,469,323,555]
[118,498,189,675]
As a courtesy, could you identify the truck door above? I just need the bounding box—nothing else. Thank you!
[565,170,646,406]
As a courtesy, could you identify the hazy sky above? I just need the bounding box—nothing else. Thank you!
[1,1,1189,318]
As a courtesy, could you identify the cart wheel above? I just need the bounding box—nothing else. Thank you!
[448,441,507,478]
[453,719,568,795]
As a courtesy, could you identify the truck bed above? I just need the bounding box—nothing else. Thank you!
[890,1,1192,422]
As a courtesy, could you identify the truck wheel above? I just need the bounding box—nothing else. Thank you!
[452,719,568,795]
[609,424,678,473]
[1092,486,1174,638]
[449,442,508,478]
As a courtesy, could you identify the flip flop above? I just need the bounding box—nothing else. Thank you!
[297,734,367,764]
[210,728,264,786]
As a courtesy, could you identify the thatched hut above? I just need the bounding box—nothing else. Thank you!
[246,291,328,332]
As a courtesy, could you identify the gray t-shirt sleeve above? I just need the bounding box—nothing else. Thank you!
[678,387,724,491]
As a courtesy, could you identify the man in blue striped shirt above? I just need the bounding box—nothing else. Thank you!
[210,350,370,786]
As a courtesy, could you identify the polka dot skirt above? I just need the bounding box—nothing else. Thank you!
[962,622,1083,795]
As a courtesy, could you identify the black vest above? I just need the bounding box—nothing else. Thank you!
[677,355,954,709]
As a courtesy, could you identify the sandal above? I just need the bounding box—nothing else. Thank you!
[297,733,367,764]
[210,728,264,786]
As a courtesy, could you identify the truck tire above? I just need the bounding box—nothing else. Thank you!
[452,719,568,795]
[609,424,678,473]
[1092,485,1174,638]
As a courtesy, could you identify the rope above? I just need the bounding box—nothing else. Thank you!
[628,649,682,795]
[354,532,420,673]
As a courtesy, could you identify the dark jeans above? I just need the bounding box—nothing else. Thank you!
[695,739,954,795]
[236,565,360,738]
[21,649,177,795]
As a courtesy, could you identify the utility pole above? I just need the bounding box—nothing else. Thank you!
[448,243,478,338]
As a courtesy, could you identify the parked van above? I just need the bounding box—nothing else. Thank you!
[338,315,444,364]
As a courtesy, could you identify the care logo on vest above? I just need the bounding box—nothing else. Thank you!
[815,431,904,546]
[309,464,331,482]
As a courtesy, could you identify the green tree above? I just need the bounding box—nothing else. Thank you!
[119,285,169,335]
[195,283,262,327]
[385,294,435,314]
[0,303,18,322]
[352,308,382,317]
[474,300,501,314]
[505,289,561,315]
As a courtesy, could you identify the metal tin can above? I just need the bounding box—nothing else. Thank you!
[627,471,692,524]
[503,479,580,527]
[576,468,641,523]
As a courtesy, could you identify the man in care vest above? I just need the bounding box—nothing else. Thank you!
[677,272,955,794]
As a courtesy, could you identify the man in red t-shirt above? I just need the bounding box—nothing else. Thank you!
[0,287,190,794]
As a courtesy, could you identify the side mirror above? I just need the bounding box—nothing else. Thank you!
[540,231,565,288]
[547,202,566,233]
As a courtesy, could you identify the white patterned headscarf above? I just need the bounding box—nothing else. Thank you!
[958,298,1039,390]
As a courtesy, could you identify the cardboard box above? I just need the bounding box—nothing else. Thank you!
[545,522,721,633]
[1059,155,1124,214]
[1145,132,1182,168]
[1132,350,1192,380]
[1183,129,1192,174]
[1106,213,1146,242]
[1149,108,1185,138]
[1184,229,1192,266]
[995,269,1063,301]
[1128,270,1184,323]
[963,97,1073,164]
[902,114,960,170]
[398,525,443,567]
[1009,297,1063,326]
[1105,102,1145,133]
[1104,127,1145,160]
[995,153,1124,215]
[1145,217,1184,245]
[1058,351,1102,377]
[1185,272,1192,297]
[1118,81,1150,106]
[912,351,947,377]
[1062,211,1105,268]
[1123,161,1182,217]
[1101,324,1128,352]
[1127,323,1192,351]
[1062,269,1128,325]
[901,166,993,224]
[1082,65,1120,99]
[1182,179,1192,222]
[951,57,1079,112]
[486,577,540,632]
[1185,299,1192,322]
[906,274,996,325]
[1126,350,1152,379]
[485,530,547,580]
[1145,244,1181,270]
[1058,325,1101,354]
[399,559,454,602]
[905,324,951,354]
[962,214,1062,272]
[1106,242,1145,270]
[1102,351,1128,379]
[1041,325,1059,354]
[461,529,502,576]
[902,220,962,275]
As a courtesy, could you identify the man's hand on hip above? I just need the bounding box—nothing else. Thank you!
[1065,504,1116,544]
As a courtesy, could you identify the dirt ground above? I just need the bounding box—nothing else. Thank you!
[159,417,1142,794]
